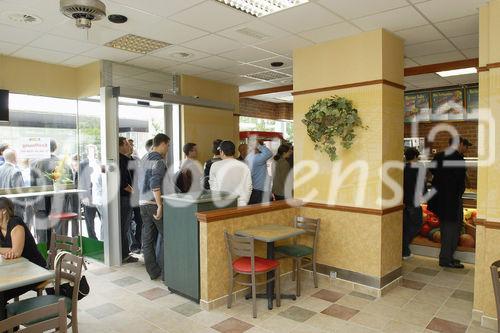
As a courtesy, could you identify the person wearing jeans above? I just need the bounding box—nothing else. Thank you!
[245,140,273,205]
[119,137,136,264]
[139,133,170,280]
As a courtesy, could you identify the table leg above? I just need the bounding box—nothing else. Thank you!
[0,292,6,321]
[266,242,275,310]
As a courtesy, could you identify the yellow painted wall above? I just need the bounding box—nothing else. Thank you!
[180,75,239,164]
[0,55,100,98]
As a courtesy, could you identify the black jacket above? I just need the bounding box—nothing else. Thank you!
[119,153,133,197]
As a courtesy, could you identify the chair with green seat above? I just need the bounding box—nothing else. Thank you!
[6,252,84,333]
[275,216,320,297]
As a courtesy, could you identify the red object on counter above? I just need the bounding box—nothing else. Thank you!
[428,216,440,228]
[420,223,432,237]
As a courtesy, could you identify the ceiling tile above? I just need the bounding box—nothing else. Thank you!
[0,0,67,32]
[277,67,293,75]
[352,6,428,32]
[61,55,98,67]
[299,22,362,43]
[256,35,313,57]
[239,81,277,92]
[48,22,124,45]
[29,35,97,54]
[412,50,465,65]
[462,48,479,59]
[435,15,479,38]
[187,56,238,70]
[0,40,22,55]
[83,46,139,62]
[0,23,42,45]
[415,0,487,23]
[224,64,268,75]
[125,55,181,70]
[404,58,419,67]
[131,71,174,83]
[262,2,342,34]
[219,46,277,63]
[318,0,408,20]
[450,34,479,50]
[194,71,235,82]
[151,45,210,62]
[182,34,241,55]
[224,76,262,86]
[109,0,205,18]
[133,19,208,45]
[99,1,164,33]
[169,1,252,33]
[404,39,456,58]
[112,63,149,77]
[404,73,452,88]
[444,73,478,85]
[394,25,443,45]
[164,63,211,75]
[12,46,73,64]
[217,20,290,46]
[249,56,292,70]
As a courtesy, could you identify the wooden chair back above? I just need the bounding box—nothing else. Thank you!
[293,216,320,249]
[490,260,500,333]
[55,252,84,315]
[48,231,81,270]
[224,231,255,274]
[0,299,67,333]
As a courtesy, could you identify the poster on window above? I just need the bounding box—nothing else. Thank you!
[466,87,479,120]
[404,93,431,122]
[18,137,51,160]
[431,90,465,121]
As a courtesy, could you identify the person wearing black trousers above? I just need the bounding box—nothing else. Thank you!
[428,136,471,269]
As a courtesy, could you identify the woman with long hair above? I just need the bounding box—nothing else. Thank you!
[272,144,293,201]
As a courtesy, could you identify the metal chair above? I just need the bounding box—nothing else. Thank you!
[490,260,500,333]
[7,253,84,333]
[275,216,320,297]
[224,231,281,318]
[0,298,67,333]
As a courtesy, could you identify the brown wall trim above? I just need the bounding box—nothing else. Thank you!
[304,202,404,216]
[404,59,479,76]
[476,219,500,229]
[478,66,489,72]
[239,84,293,98]
[292,79,405,96]
[473,62,500,73]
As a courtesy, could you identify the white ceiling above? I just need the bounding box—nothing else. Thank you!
[0,0,485,92]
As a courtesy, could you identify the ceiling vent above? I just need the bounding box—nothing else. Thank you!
[235,28,269,41]
[105,34,171,54]
[60,0,106,29]
[2,12,42,25]
[244,71,290,81]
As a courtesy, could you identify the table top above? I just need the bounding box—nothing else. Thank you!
[0,189,85,199]
[0,257,54,292]
[235,224,306,242]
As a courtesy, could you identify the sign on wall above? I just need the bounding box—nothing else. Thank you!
[404,93,431,122]
[466,87,479,120]
[18,137,51,159]
[431,89,465,121]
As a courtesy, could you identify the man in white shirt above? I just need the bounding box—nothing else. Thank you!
[209,141,252,207]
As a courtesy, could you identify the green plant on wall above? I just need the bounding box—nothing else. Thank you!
[302,95,367,161]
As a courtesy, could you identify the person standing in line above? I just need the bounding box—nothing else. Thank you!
[177,143,203,194]
[203,139,223,190]
[246,140,273,204]
[209,141,252,207]
[272,144,293,201]
[0,144,9,167]
[139,134,170,280]
[0,149,25,218]
[237,143,248,162]
[402,147,426,260]
[429,136,471,269]
[144,139,153,156]
[127,140,143,254]
[79,155,99,240]
[118,137,137,264]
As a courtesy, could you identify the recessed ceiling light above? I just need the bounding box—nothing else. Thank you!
[436,67,477,77]
[216,0,309,17]
[169,52,194,59]
[105,34,171,54]
[2,12,42,25]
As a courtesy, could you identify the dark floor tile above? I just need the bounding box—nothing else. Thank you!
[278,306,316,323]
[89,267,116,276]
[349,291,376,301]
[451,290,474,302]
[138,287,170,301]
[212,317,253,333]
[443,268,470,275]
[112,276,141,287]
[311,289,344,303]
[85,303,124,319]
[402,279,426,290]
[413,267,440,277]
[171,302,202,317]
[426,317,467,333]
[321,304,359,321]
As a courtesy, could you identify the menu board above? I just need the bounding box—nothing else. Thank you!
[404,93,430,122]
[431,89,465,121]
[466,87,479,120]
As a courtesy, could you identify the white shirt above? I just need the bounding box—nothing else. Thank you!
[209,158,252,207]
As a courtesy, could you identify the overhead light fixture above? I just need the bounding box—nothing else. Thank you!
[105,34,171,54]
[216,0,309,17]
[436,67,477,77]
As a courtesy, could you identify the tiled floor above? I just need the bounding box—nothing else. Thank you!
[65,255,496,333]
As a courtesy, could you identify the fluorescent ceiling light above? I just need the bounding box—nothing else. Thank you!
[216,0,309,17]
[276,95,293,102]
[436,67,477,77]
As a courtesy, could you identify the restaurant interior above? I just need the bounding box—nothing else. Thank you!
[0,0,499,332]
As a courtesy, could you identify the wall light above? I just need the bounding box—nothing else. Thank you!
[436,67,477,77]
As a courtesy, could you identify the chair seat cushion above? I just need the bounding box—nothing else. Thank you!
[275,245,314,258]
[7,295,72,324]
[49,212,78,221]
[233,257,279,273]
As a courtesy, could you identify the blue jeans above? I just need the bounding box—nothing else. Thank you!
[140,204,163,279]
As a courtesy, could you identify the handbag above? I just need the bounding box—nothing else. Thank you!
[46,251,90,300]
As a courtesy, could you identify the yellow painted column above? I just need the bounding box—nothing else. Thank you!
[294,29,404,289]
[474,1,500,329]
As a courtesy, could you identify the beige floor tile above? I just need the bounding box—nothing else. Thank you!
[436,306,473,326]
[394,309,434,327]
[349,311,392,330]
[375,293,411,307]
[190,310,232,328]
[289,323,329,333]
[342,323,380,333]
[258,314,303,333]
[402,299,442,317]
[383,320,425,333]
[361,301,401,319]
[303,313,348,331]
[467,320,498,333]
[245,327,273,333]
[387,286,420,300]
[404,272,436,284]
[295,295,332,312]
[335,295,373,311]
[444,297,473,312]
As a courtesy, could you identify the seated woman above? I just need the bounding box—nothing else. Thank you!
[0,196,46,319]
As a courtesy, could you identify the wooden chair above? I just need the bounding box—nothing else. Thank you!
[275,216,320,297]
[224,231,281,318]
[7,253,84,333]
[0,298,67,333]
[490,260,500,333]
[47,231,82,270]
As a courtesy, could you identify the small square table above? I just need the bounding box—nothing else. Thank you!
[235,224,306,310]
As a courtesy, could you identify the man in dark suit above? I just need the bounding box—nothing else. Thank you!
[429,136,471,269]
[0,149,25,217]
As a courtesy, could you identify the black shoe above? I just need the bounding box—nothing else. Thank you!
[440,261,464,269]
[122,255,139,264]
[452,259,461,265]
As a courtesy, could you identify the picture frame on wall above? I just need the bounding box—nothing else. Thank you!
[431,89,465,121]
[466,87,479,120]
[404,92,431,123]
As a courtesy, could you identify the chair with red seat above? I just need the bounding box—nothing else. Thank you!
[49,212,79,238]
[224,231,281,318]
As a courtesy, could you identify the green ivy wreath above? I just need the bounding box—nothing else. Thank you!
[302,95,367,161]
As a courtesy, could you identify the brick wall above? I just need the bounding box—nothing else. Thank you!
[404,120,478,189]
[239,98,293,120]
